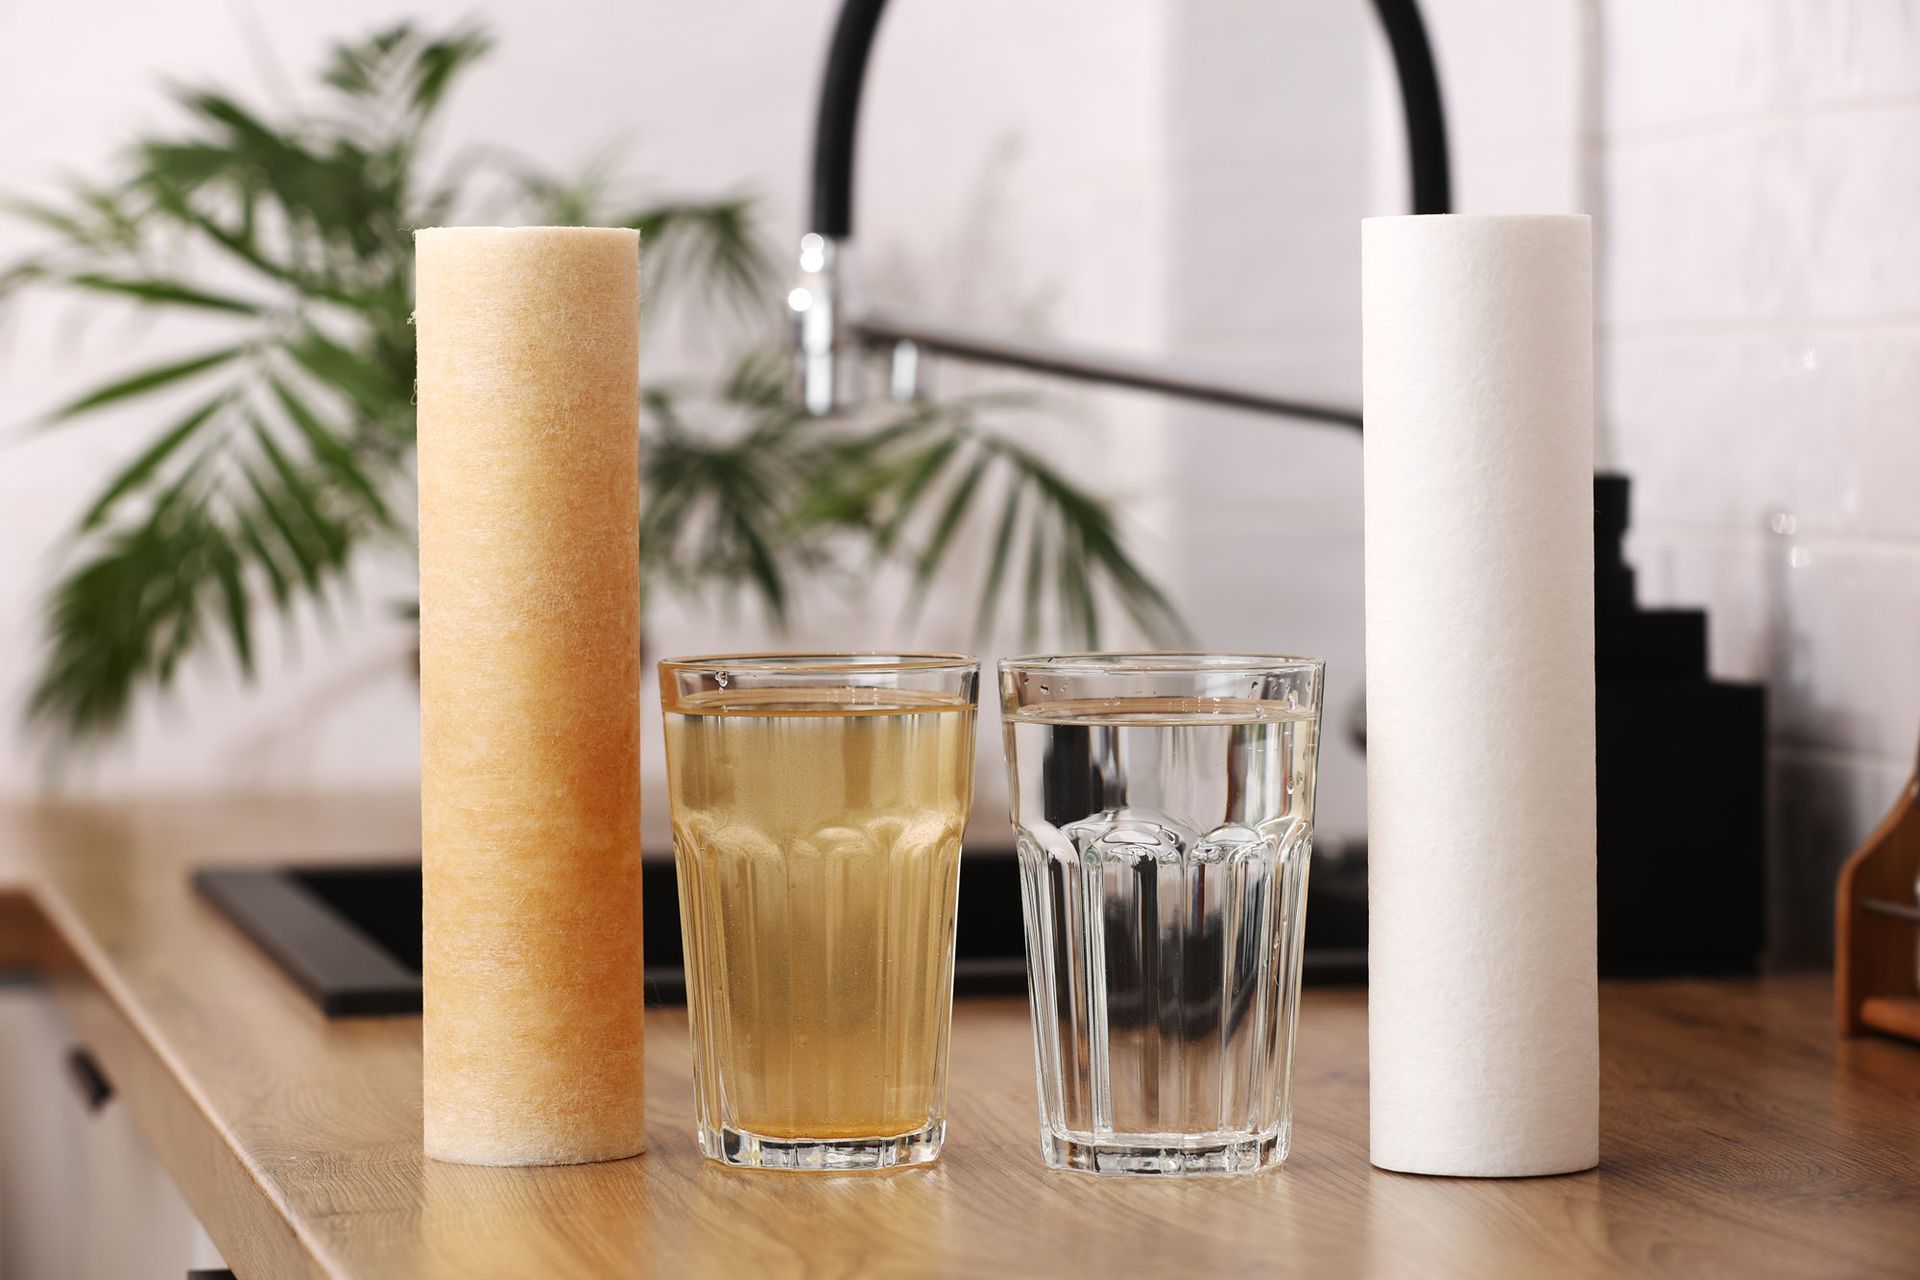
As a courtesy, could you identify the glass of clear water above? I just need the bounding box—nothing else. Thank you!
[998,653,1323,1176]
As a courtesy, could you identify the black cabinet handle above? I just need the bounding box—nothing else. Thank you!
[65,1046,113,1112]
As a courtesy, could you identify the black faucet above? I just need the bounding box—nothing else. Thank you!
[789,0,1450,422]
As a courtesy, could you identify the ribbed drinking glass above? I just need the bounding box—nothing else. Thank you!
[661,653,978,1170]
[999,653,1322,1175]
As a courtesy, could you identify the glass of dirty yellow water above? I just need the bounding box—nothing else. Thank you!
[659,654,978,1170]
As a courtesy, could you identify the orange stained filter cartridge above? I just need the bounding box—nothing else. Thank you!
[415,226,645,1165]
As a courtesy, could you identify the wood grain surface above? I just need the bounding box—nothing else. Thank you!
[1835,743,1920,1039]
[3,795,1919,1279]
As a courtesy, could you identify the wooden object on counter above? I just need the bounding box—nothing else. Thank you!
[5,797,1920,1279]
[1836,733,1920,1042]
[414,227,645,1166]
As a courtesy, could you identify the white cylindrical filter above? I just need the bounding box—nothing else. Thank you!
[1361,214,1598,1178]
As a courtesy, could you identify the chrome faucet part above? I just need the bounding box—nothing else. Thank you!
[853,311,1360,428]
[789,232,847,416]
[886,338,922,402]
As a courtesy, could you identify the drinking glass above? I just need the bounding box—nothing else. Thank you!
[999,653,1323,1175]
[660,653,978,1170]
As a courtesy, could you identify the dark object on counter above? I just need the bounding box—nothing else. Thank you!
[196,866,422,1016]
[197,849,1368,1019]
[1592,473,1767,975]
[1835,734,1920,1043]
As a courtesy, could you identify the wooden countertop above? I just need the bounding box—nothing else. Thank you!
[4,795,1919,1278]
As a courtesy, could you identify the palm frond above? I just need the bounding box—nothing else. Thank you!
[796,399,1186,649]
[639,378,827,625]
[320,22,493,121]
[622,197,775,326]
[1,182,143,257]
[405,29,495,117]
[61,273,263,314]
[75,392,232,530]
[6,17,1184,756]
[42,346,246,424]
[28,467,229,742]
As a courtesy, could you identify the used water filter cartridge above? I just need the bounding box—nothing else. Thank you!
[415,227,646,1166]
[1361,215,1599,1177]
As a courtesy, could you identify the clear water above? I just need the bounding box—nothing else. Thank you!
[1004,697,1317,1174]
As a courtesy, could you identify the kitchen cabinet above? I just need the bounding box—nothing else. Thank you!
[0,987,225,1280]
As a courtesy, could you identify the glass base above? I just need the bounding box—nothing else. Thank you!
[701,1119,945,1171]
[1039,1124,1288,1177]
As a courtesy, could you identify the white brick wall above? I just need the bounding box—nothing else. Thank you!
[1597,0,1920,960]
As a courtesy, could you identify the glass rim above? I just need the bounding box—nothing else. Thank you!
[658,651,979,676]
[998,651,1324,676]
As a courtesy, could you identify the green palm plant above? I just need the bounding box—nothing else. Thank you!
[3,21,1180,755]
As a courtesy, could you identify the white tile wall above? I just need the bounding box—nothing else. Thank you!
[1161,3,1378,841]
[1606,106,1920,328]
[1598,0,1920,960]
[1604,0,1920,135]
[1767,538,1920,763]
[1416,0,1587,212]
[1609,329,1920,538]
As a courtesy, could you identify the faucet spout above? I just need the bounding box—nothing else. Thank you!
[793,0,1449,420]
[789,232,845,416]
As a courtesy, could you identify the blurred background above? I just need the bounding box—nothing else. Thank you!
[1,0,1915,967]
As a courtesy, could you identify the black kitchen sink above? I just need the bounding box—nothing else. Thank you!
[196,847,1369,1018]
[196,863,426,1016]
